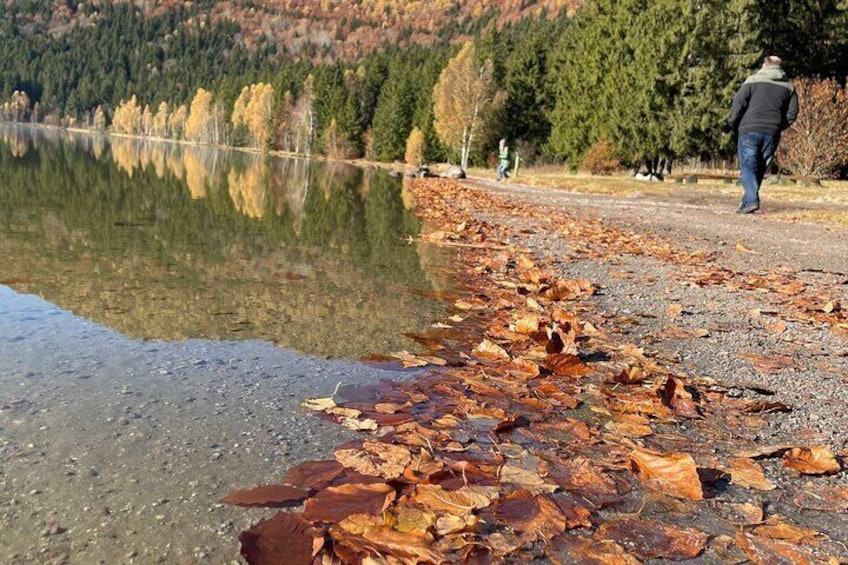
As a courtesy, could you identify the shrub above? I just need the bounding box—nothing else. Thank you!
[778,78,848,179]
[581,138,621,175]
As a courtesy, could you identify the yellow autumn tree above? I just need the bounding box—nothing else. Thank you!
[168,104,188,139]
[111,95,141,134]
[10,90,31,122]
[185,88,216,144]
[92,105,106,131]
[232,83,275,149]
[404,126,425,167]
[433,41,502,170]
[152,102,170,138]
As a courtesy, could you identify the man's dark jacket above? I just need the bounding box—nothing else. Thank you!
[727,67,799,137]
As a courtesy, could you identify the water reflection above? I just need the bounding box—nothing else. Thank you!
[0,125,452,358]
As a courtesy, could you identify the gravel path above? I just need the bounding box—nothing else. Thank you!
[472,177,848,446]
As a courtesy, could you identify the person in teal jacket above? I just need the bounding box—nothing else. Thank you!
[497,138,510,181]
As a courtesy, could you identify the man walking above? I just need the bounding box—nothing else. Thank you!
[727,56,799,214]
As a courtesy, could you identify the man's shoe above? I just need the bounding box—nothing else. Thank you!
[736,203,759,214]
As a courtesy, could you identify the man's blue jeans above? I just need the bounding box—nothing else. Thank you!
[738,132,778,209]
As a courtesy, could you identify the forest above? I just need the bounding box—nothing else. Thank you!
[1,0,847,177]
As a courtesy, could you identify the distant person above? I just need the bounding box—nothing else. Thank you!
[727,55,799,214]
[497,138,510,181]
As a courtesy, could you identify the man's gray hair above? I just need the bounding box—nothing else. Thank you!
[763,55,782,68]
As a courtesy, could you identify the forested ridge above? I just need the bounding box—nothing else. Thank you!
[2,0,848,175]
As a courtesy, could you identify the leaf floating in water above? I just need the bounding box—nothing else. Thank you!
[239,512,324,565]
[282,460,345,491]
[221,484,308,508]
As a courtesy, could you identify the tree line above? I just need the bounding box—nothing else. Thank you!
[2,1,847,176]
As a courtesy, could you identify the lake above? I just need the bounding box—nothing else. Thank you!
[0,125,454,564]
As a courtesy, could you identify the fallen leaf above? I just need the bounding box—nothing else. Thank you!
[736,242,757,253]
[544,353,590,377]
[493,490,568,541]
[659,376,701,418]
[724,458,776,491]
[667,304,683,319]
[793,482,848,512]
[739,353,799,373]
[412,484,498,515]
[221,484,308,508]
[303,483,396,523]
[514,313,541,335]
[239,512,324,565]
[548,533,641,565]
[341,417,379,431]
[630,449,703,501]
[335,441,412,479]
[475,339,510,360]
[434,513,477,535]
[613,366,648,384]
[302,397,337,411]
[596,519,709,560]
[782,445,841,475]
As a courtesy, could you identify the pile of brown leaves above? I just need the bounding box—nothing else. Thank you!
[224,179,846,564]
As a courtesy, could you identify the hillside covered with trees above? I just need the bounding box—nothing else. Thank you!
[2,0,848,177]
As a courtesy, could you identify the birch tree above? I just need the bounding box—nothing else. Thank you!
[433,42,502,170]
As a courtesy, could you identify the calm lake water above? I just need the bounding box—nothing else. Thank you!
[0,125,455,564]
[0,125,453,357]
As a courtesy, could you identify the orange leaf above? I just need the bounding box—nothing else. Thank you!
[475,339,510,360]
[782,445,841,475]
[494,490,567,541]
[548,533,641,565]
[659,376,701,419]
[596,519,709,560]
[412,484,498,515]
[335,441,412,479]
[725,458,776,491]
[282,460,345,490]
[221,484,308,508]
[303,483,396,523]
[666,303,683,319]
[545,353,590,377]
[514,313,541,335]
[239,512,324,565]
[630,449,703,501]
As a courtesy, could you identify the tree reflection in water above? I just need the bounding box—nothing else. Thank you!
[0,126,454,358]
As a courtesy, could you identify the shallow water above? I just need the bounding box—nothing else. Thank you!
[0,126,454,564]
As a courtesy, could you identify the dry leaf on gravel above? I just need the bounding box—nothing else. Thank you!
[548,533,641,565]
[630,449,704,501]
[793,482,848,512]
[782,445,842,475]
[659,376,701,418]
[724,458,776,491]
[493,490,568,541]
[596,519,709,560]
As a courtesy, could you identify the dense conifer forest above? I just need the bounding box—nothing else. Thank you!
[2,0,847,175]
